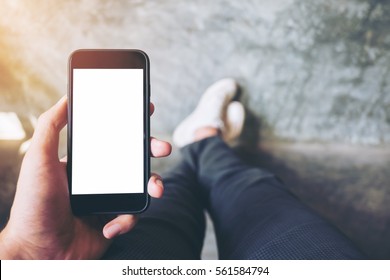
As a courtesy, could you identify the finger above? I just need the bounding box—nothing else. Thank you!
[29,96,68,160]
[148,173,164,198]
[150,102,155,116]
[150,137,172,158]
[102,215,138,239]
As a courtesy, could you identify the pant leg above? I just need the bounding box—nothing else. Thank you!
[103,158,206,259]
[181,136,365,259]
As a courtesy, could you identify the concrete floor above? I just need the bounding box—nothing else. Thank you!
[0,0,389,144]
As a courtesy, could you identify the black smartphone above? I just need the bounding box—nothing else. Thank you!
[67,49,150,215]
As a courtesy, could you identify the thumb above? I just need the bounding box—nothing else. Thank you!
[29,96,68,160]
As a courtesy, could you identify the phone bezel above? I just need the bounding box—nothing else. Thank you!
[67,49,150,215]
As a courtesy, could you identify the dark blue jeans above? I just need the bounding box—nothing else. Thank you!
[104,136,364,259]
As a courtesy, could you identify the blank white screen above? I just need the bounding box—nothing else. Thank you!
[72,69,144,195]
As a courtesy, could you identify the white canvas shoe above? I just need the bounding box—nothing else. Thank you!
[173,78,242,148]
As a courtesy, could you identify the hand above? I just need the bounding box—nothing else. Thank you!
[0,96,171,259]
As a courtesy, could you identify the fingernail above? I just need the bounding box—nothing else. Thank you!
[104,223,121,239]
[156,178,164,189]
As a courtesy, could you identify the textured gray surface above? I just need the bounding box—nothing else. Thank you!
[0,0,389,144]
[0,0,389,259]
